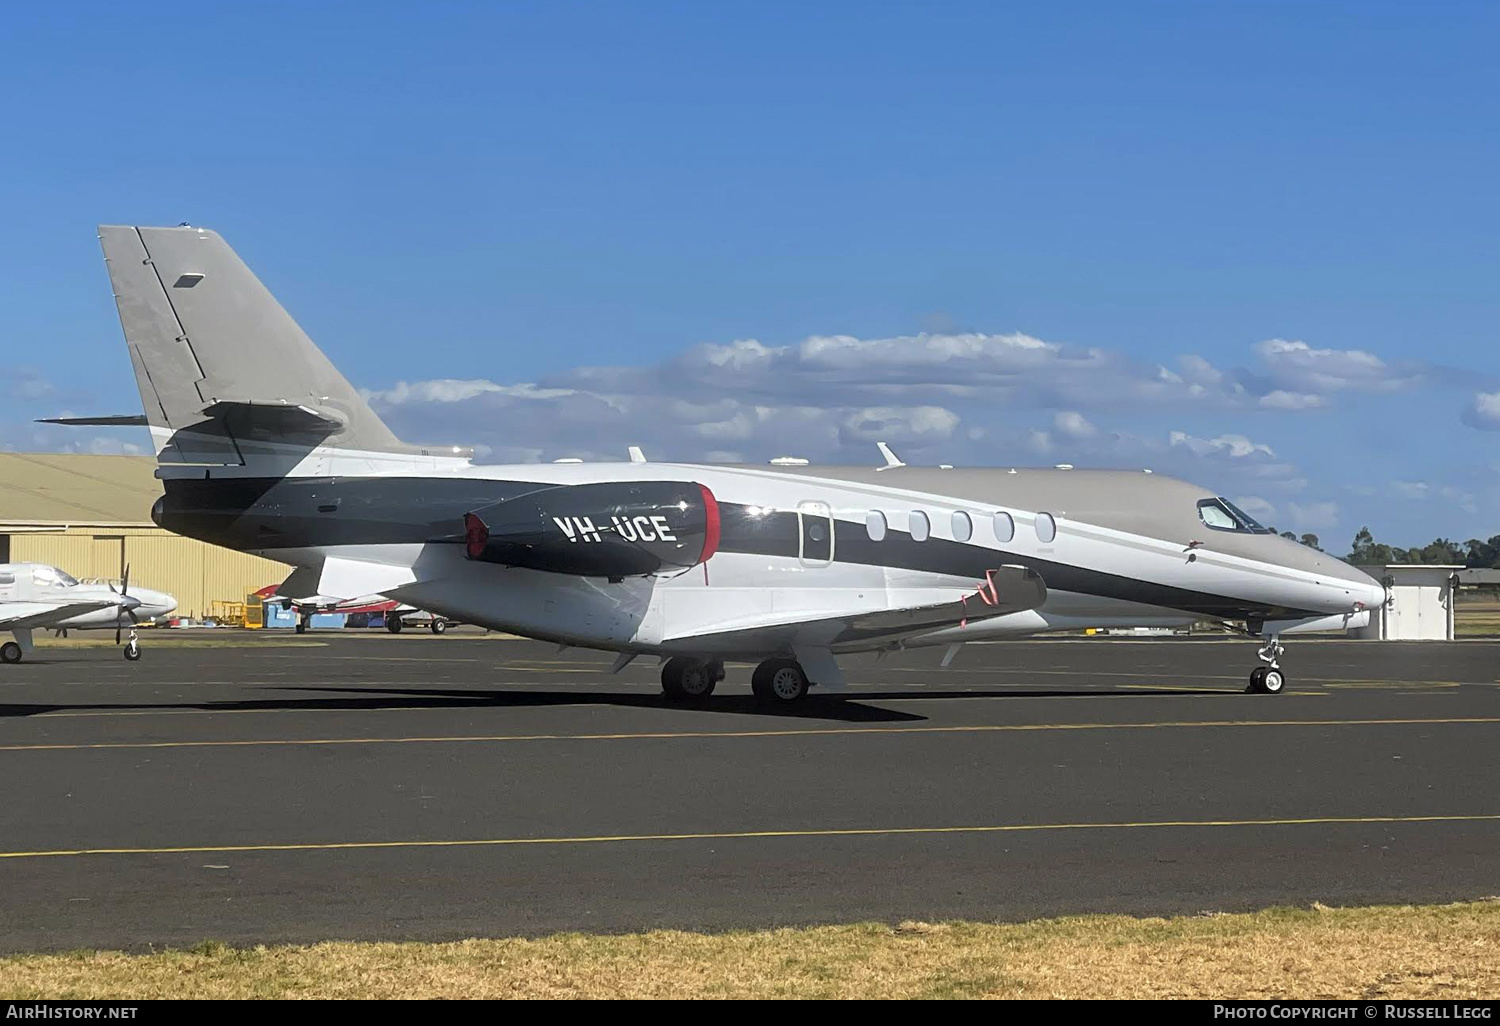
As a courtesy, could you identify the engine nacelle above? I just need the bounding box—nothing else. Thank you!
[463,481,721,578]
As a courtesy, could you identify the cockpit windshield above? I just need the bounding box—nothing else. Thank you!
[1197,498,1274,534]
[31,566,79,587]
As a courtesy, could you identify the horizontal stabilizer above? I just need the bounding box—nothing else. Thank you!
[200,399,348,431]
[36,415,149,426]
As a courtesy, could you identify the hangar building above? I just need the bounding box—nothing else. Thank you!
[0,452,290,620]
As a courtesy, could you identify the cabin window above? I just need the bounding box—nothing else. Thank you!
[993,511,1014,543]
[0,572,13,586]
[865,510,887,542]
[1035,512,1057,544]
[909,510,930,542]
[952,510,972,542]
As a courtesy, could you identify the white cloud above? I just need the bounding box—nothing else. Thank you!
[841,406,960,443]
[364,380,573,405]
[1462,391,1500,431]
[1390,481,1429,500]
[1258,390,1327,410]
[1168,431,1275,460]
[1053,410,1097,439]
[1287,500,1340,530]
[1254,339,1418,393]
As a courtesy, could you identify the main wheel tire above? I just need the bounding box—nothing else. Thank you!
[124,642,141,662]
[1248,666,1285,694]
[752,658,809,704]
[677,660,716,699]
[386,618,403,634]
[0,642,22,664]
[662,657,716,700]
[430,619,447,635]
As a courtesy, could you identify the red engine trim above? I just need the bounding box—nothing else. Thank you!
[698,483,721,563]
[463,512,490,560]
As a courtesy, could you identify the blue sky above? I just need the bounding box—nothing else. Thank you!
[1,1,1496,551]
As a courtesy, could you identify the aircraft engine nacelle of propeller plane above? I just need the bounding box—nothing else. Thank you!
[39,223,1389,700]
[0,562,177,664]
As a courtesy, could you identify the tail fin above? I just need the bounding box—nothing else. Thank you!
[99,225,445,468]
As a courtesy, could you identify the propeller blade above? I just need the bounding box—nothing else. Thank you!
[121,563,131,599]
[115,623,122,646]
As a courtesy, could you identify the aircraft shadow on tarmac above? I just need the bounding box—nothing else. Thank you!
[0,684,1239,722]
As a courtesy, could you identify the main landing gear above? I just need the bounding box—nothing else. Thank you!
[659,656,816,704]
[1247,635,1285,694]
[751,658,810,704]
[661,657,724,700]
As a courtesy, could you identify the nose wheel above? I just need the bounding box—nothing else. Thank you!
[123,629,142,661]
[1247,635,1285,693]
[1248,666,1284,693]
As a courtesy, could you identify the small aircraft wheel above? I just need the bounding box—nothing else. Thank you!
[386,618,403,634]
[124,641,142,662]
[1248,667,1285,694]
[0,642,22,664]
[662,656,715,699]
[430,619,447,635]
[752,658,809,704]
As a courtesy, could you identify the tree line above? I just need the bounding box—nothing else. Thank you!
[1257,526,1500,567]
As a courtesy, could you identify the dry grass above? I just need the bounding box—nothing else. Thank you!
[2,902,1498,999]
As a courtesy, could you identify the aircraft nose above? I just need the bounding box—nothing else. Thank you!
[1325,559,1388,612]
[142,590,177,616]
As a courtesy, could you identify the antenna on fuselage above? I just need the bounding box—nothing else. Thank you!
[875,442,905,470]
[628,446,647,463]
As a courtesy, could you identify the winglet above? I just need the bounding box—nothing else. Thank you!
[875,442,905,470]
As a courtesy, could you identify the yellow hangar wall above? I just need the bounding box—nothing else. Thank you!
[7,526,291,620]
[0,452,290,620]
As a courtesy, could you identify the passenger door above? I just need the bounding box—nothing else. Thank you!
[797,501,834,567]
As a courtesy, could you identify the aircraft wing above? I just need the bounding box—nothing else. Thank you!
[0,601,117,630]
[663,566,1047,652]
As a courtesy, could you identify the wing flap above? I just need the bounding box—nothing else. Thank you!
[664,566,1046,651]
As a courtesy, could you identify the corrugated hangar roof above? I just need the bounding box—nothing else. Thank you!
[0,453,162,524]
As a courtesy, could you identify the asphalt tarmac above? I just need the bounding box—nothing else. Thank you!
[0,630,1497,953]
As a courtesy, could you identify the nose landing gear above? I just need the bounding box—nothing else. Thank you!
[123,628,142,661]
[1248,635,1285,693]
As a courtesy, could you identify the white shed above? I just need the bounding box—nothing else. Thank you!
[1353,564,1462,641]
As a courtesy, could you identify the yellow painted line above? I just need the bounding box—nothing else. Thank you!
[2,717,1496,753]
[5,813,1499,861]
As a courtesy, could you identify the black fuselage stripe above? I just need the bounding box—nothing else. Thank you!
[155,476,1316,620]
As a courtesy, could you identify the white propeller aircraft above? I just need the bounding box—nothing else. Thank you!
[0,563,177,663]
